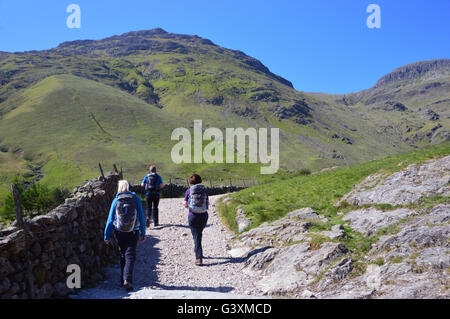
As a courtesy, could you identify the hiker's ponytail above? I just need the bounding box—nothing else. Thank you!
[117,180,130,193]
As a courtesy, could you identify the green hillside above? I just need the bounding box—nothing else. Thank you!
[0,74,281,185]
[0,74,179,186]
[0,73,292,216]
[0,29,448,218]
[0,29,426,176]
[217,141,450,233]
[307,59,450,148]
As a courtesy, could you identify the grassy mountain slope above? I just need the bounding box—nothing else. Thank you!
[0,150,35,205]
[217,141,450,233]
[308,59,450,148]
[0,74,189,188]
[0,74,292,194]
[0,29,423,175]
[0,30,448,215]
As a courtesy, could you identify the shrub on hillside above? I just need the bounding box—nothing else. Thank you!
[298,168,311,176]
[0,179,69,223]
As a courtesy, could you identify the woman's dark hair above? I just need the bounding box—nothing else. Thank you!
[189,173,202,185]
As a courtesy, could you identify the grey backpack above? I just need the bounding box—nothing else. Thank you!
[144,173,158,193]
[188,184,208,213]
[114,193,139,232]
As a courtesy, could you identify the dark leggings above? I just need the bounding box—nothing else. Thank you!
[188,213,208,259]
[146,193,160,225]
[114,230,139,284]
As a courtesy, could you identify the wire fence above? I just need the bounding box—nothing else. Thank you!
[165,177,260,188]
[101,163,262,198]
[130,177,260,198]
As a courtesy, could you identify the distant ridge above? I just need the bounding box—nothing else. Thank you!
[374,59,450,88]
[54,28,293,88]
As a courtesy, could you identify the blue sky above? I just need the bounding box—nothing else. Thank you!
[0,0,448,93]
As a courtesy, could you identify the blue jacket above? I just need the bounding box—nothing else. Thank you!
[142,173,163,195]
[104,191,146,241]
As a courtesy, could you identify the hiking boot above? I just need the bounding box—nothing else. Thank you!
[195,258,202,266]
[123,280,133,292]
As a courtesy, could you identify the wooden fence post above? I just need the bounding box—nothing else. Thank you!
[11,184,34,299]
[98,163,105,180]
[113,164,123,179]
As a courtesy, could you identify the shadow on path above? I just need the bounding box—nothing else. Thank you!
[200,256,247,267]
[151,283,234,293]
[147,223,212,230]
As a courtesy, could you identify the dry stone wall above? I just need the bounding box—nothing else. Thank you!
[0,173,121,299]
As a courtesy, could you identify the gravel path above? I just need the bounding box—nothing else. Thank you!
[72,195,265,299]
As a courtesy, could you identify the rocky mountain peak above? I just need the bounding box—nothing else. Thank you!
[53,28,293,88]
[121,28,169,37]
[373,59,450,88]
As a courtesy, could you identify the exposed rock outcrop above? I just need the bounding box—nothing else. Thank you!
[235,207,252,234]
[255,242,348,295]
[228,207,351,296]
[316,165,449,299]
[373,59,450,88]
[234,207,326,248]
[228,155,449,299]
[338,155,450,206]
[342,208,416,236]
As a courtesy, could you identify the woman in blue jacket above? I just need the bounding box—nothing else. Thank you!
[104,180,146,292]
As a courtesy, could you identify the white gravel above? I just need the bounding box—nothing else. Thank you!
[71,195,266,299]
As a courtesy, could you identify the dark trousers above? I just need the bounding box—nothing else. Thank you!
[114,230,139,284]
[188,213,208,259]
[146,193,160,225]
